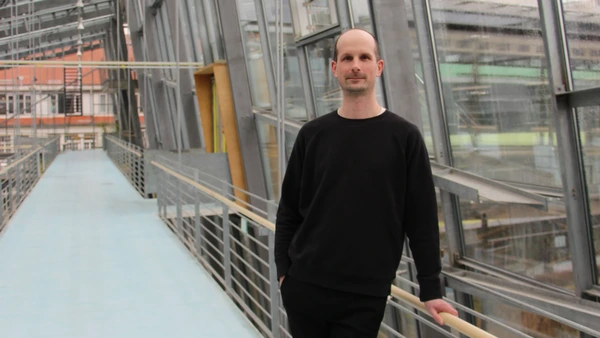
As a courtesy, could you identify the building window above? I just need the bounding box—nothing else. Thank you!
[50,94,58,114]
[0,95,7,115]
[99,94,107,113]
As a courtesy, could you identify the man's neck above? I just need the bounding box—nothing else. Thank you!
[337,94,383,119]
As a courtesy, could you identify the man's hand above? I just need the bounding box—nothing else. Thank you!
[279,276,285,287]
[424,299,458,326]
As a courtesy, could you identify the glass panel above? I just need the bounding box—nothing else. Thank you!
[462,198,573,290]
[307,36,340,117]
[577,106,600,282]
[431,0,561,188]
[405,0,435,155]
[561,1,600,90]
[349,0,374,33]
[430,0,572,287]
[263,0,308,121]
[237,0,271,108]
[289,0,338,39]
[284,129,298,162]
[256,121,280,200]
[472,295,580,337]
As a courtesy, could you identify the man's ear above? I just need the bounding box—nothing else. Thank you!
[377,59,384,77]
[331,59,337,76]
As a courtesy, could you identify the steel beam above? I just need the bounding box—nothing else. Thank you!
[539,0,597,298]
[215,0,268,209]
[0,0,73,18]
[130,0,161,150]
[144,2,177,150]
[556,86,600,108]
[0,14,113,50]
[0,32,106,62]
[163,2,202,148]
[0,3,112,39]
[371,0,422,130]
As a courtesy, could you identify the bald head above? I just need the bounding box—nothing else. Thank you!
[333,28,381,63]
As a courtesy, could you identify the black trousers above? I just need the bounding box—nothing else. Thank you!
[280,274,388,338]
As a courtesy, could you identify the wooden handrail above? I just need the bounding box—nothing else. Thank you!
[152,160,497,338]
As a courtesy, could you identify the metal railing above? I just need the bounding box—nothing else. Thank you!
[151,157,501,338]
[104,134,145,197]
[0,136,60,232]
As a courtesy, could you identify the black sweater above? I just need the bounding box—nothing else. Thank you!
[274,110,442,302]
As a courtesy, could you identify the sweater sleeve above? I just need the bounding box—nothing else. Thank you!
[274,131,305,279]
[403,128,443,302]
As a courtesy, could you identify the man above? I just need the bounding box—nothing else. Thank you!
[275,28,457,338]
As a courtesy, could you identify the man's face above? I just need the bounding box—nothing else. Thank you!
[332,31,384,97]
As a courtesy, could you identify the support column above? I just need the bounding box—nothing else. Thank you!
[371,0,423,131]
[144,2,177,150]
[215,0,268,210]
[127,0,159,149]
[539,0,596,297]
[165,0,203,149]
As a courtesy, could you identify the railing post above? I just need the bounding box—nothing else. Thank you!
[7,161,13,216]
[176,178,183,238]
[222,182,232,292]
[267,200,281,338]
[41,148,46,174]
[193,171,203,258]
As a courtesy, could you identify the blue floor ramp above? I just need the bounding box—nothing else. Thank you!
[0,149,261,338]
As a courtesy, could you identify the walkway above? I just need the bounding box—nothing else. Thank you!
[0,150,260,338]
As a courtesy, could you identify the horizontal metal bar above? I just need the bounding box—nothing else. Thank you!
[230,262,271,299]
[431,161,549,210]
[386,299,454,337]
[292,24,341,48]
[556,86,600,108]
[254,111,303,134]
[228,291,272,336]
[230,276,271,319]
[445,272,600,337]
[152,161,276,231]
[395,275,532,338]
[0,60,205,69]
[0,14,113,46]
[379,323,406,338]
[229,250,270,283]
[390,285,495,338]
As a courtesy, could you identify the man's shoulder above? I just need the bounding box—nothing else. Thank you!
[298,110,338,135]
[382,110,422,135]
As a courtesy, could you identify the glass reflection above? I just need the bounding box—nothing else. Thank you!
[307,37,340,117]
[262,0,308,121]
[561,1,600,90]
[577,106,600,282]
[256,121,280,200]
[472,295,579,337]
[349,0,374,33]
[237,0,271,108]
[429,0,572,286]
[289,0,338,39]
[462,199,573,290]
[431,0,562,187]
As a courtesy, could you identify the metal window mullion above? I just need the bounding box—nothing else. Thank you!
[410,0,467,278]
[334,0,351,30]
[253,0,277,110]
[538,0,597,297]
